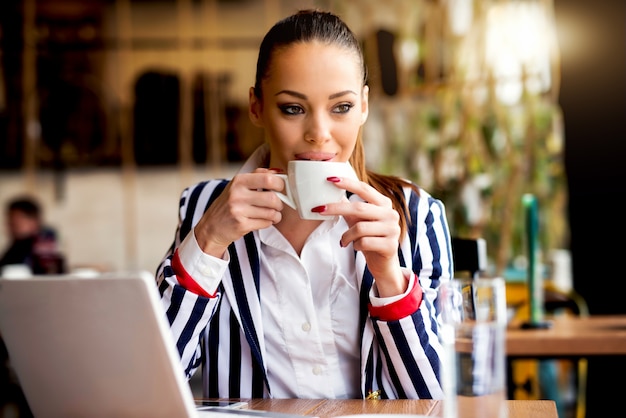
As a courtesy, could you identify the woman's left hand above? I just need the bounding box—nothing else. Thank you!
[318,176,406,297]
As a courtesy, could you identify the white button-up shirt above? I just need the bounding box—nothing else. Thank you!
[258,216,360,398]
[178,206,415,399]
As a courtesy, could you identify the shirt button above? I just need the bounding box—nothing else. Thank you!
[301,322,311,332]
[312,365,323,375]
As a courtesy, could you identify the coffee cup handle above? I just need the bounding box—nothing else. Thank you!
[273,174,297,210]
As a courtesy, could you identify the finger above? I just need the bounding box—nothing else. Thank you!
[232,171,286,193]
[211,180,284,227]
[319,200,397,224]
[326,176,392,208]
[349,236,399,254]
[227,192,282,218]
[247,199,283,219]
[242,213,282,229]
[206,199,282,242]
[340,220,401,248]
[253,167,284,173]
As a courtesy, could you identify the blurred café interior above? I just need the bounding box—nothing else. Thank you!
[0,0,624,417]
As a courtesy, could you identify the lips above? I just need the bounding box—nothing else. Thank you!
[294,152,336,161]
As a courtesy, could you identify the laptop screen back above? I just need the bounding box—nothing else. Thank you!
[0,271,199,418]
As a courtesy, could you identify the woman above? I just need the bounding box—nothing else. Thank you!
[156,9,452,400]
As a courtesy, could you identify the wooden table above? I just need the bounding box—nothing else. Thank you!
[507,314,626,358]
[506,314,626,416]
[238,398,558,418]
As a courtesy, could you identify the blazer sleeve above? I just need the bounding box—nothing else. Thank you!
[368,187,453,399]
[155,180,228,380]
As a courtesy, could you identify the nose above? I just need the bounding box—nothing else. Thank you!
[304,112,331,144]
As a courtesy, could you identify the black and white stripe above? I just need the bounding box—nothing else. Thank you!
[156,179,452,399]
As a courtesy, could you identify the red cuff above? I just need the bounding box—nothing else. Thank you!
[172,250,217,298]
[368,273,423,321]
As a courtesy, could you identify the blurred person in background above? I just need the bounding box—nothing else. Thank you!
[0,195,65,276]
[0,196,54,417]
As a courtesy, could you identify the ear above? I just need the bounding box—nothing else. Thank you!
[248,87,264,127]
[360,85,369,125]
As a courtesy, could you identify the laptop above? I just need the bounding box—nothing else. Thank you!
[0,271,248,418]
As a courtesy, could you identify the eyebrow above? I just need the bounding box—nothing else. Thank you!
[275,90,357,100]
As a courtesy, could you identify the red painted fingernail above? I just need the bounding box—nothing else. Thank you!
[269,167,284,172]
[311,205,326,213]
[339,239,344,248]
[327,176,341,183]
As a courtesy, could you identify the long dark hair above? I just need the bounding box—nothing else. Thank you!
[254,9,419,237]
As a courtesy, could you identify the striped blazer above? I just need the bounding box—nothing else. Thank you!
[156,176,453,400]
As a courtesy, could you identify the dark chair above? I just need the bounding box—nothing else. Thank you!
[451,237,487,279]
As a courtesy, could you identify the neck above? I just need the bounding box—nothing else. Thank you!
[274,207,323,256]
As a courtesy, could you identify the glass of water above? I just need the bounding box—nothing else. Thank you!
[438,277,508,418]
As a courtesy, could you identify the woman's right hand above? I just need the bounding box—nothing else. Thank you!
[193,168,285,258]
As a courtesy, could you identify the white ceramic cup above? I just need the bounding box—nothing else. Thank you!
[438,277,508,418]
[274,160,358,220]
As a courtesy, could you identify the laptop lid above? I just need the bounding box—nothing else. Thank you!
[0,271,202,418]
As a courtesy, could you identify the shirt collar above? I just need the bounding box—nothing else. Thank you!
[238,143,270,174]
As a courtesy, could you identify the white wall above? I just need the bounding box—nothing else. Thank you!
[0,164,239,274]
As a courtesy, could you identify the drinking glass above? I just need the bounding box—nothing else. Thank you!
[439,277,508,418]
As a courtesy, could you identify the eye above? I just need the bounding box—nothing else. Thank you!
[279,104,304,115]
[332,102,355,114]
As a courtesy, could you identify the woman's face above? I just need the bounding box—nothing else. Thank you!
[249,41,369,169]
